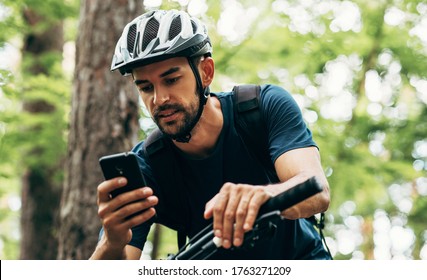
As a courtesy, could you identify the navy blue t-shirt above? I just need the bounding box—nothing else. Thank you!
[126,84,329,259]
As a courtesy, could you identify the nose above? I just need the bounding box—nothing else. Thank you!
[153,87,170,106]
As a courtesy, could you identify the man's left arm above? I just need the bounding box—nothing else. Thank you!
[204,146,330,248]
[266,146,330,219]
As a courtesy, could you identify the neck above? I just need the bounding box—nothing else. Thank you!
[174,95,223,159]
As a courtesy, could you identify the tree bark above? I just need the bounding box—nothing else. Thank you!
[150,223,162,260]
[57,0,144,259]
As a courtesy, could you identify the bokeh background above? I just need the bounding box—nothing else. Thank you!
[0,0,426,260]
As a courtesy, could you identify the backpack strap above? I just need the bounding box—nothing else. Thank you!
[232,84,278,182]
[144,129,189,249]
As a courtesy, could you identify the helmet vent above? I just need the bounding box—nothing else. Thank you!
[142,17,160,51]
[169,16,182,40]
[127,24,137,53]
[191,20,197,33]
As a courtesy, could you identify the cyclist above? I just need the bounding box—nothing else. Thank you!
[90,9,331,260]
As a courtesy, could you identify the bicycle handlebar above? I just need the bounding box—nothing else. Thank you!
[168,176,323,260]
[258,176,323,215]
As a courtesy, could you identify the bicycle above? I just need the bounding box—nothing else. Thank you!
[167,176,329,260]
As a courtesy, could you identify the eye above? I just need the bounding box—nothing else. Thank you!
[138,84,154,93]
[165,77,180,85]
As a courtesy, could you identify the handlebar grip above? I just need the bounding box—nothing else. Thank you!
[259,176,323,215]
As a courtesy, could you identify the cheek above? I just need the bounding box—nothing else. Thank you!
[140,95,154,113]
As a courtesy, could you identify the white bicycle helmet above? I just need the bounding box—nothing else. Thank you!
[112,10,213,143]
[111,9,212,75]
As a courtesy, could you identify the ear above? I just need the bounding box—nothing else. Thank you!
[200,57,215,87]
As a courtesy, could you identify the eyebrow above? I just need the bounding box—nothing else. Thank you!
[134,67,181,85]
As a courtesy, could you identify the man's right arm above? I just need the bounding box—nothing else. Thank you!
[90,177,157,259]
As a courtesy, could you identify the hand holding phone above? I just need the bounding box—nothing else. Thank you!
[98,152,156,232]
[99,152,147,198]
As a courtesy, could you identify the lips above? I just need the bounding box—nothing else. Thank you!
[154,104,185,124]
[158,109,178,118]
[155,108,182,123]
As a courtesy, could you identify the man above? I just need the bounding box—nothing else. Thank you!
[90,9,330,260]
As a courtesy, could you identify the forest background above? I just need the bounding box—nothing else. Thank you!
[0,0,426,260]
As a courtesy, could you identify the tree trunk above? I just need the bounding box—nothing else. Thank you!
[19,9,64,260]
[57,0,144,259]
[150,224,162,260]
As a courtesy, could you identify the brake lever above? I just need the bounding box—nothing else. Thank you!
[239,211,282,250]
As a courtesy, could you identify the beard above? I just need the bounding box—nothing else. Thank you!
[153,93,201,140]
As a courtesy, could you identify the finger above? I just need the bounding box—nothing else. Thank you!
[97,177,127,203]
[204,194,219,219]
[98,187,153,219]
[212,183,233,239]
[110,187,153,210]
[233,192,252,247]
[221,185,242,249]
[102,194,158,231]
[243,188,272,231]
[115,195,158,221]
[125,207,157,229]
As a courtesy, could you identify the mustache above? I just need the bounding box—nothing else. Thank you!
[153,104,185,119]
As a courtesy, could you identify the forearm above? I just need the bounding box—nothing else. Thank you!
[265,171,330,220]
[269,147,330,219]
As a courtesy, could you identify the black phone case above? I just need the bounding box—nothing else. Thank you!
[99,152,146,198]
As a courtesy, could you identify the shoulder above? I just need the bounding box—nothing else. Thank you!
[259,84,296,107]
[260,84,300,111]
[210,90,232,100]
[258,84,302,120]
[210,90,233,114]
[131,140,146,160]
[131,140,154,177]
[210,84,298,113]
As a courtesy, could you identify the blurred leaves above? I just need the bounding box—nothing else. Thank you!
[1,0,426,259]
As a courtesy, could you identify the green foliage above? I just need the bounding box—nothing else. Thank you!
[0,0,78,259]
[21,77,68,167]
[1,0,78,22]
[1,0,426,259]
[0,0,78,47]
[146,224,179,259]
[0,71,70,259]
[0,231,20,259]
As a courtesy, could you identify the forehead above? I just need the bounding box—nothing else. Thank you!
[132,57,189,79]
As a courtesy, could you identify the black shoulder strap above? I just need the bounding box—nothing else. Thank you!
[232,84,278,182]
[144,129,189,249]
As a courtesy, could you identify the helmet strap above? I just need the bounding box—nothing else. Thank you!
[174,133,192,143]
[172,57,208,143]
[187,57,208,105]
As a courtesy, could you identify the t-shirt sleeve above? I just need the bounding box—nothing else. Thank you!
[127,219,153,250]
[260,84,317,164]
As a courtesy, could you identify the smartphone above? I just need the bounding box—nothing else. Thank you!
[99,152,146,198]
